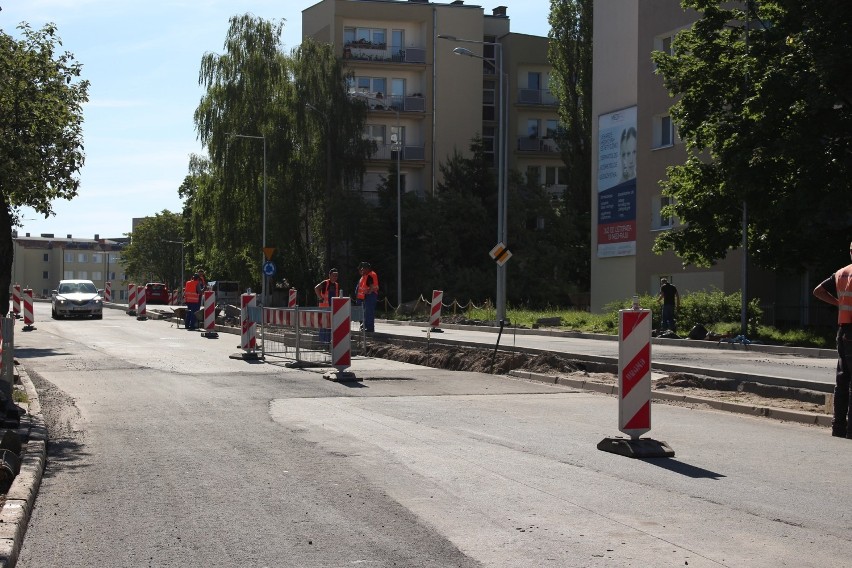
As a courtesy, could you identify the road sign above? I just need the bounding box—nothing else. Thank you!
[263,247,276,261]
[489,242,512,266]
[262,261,276,277]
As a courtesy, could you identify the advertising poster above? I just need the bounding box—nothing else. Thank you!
[597,106,637,258]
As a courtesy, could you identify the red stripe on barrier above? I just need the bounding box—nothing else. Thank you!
[624,400,650,430]
[621,343,650,399]
[621,310,649,340]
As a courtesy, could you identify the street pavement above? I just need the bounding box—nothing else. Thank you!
[2,303,848,567]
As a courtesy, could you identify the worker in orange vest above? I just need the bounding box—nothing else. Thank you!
[314,268,340,308]
[356,261,379,332]
[183,273,202,330]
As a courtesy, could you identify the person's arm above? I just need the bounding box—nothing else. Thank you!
[813,275,838,306]
[314,281,324,299]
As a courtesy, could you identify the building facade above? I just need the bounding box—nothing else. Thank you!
[11,233,127,299]
[589,0,813,326]
[302,0,562,202]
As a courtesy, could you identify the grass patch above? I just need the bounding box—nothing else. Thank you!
[12,388,28,404]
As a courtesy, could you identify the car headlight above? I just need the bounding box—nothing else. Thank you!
[57,298,68,305]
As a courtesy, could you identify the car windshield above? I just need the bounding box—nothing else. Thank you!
[59,282,97,294]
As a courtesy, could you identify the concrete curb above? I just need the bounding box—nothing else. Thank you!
[508,369,833,428]
[0,364,47,568]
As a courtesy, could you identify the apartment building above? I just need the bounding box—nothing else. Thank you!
[11,232,127,299]
[589,0,811,324]
[302,0,562,201]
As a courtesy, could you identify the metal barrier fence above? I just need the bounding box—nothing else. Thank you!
[1,318,15,407]
[259,305,365,365]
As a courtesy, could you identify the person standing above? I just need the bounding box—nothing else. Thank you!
[183,273,202,330]
[356,262,379,333]
[657,277,680,331]
[813,242,852,438]
[314,268,340,308]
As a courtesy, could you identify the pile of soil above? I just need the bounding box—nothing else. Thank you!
[365,342,829,415]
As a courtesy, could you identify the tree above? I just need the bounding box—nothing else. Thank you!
[548,0,593,292]
[0,23,89,315]
[119,211,184,287]
[652,0,852,273]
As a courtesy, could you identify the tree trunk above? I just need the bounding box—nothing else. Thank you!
[0,203,13,317]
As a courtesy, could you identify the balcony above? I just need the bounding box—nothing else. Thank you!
[349,91,425,113]
[516,137,561,153]
[518,88,558,106]
[370,143,426,161]
[343,42,426,64]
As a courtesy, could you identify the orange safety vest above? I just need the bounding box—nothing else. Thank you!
[357,271,378,300]
[184,280,200,304]
[318,280,340,308]
[837,265,852,324]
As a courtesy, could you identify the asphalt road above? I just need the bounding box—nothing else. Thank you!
[10,303,852,567]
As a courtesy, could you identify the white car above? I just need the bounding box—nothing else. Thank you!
[51,280,103,319]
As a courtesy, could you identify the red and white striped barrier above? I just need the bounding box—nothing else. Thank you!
[136,287,147,319]
[241,293,257,353]
[331,297,351,371]
[22,288,34,329]
[264,309,294,327]
[12,284,21,317]
[169,289,179,306]
[127,283,137,314]
[104,281,112,302]
[429,290,443,329]
[618,308,652,437]
[202,290,217,336]
[288,288,297,308]
[299,310,331,330]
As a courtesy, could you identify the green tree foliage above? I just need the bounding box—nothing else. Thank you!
[652,0,852,273]
[120,211,183,288]
[548,0,593,292]
[191,16,372,297]
[0,23,89,315]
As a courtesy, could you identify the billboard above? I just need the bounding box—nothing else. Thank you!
[597,106,637,258]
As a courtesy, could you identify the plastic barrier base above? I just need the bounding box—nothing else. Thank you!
[322,370,361,382]
[596,436,675,459]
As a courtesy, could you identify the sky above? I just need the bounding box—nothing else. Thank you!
[4,0,552,240]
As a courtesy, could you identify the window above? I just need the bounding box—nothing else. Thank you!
[545,119,559,138]
[64,270,74,279]
[64,252,74,262]
[43,253,48,262]
[77,271,87,279]
[364,124,386,143]
[482,125,495,166]
[483,80,495,121]
[653,114,675,148]
[390,125,406,145]
[391,29,404,51]
[344,27,387,47]
[42,271,48,280]
[92,271,103,281]
[92,253,102,263]
[528,72,541,91]
[526,166,541,186]
[77,253,87,263]
[652,195,675,230]
[527,119,540,139]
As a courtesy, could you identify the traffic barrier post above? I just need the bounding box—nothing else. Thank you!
[240,293,257,356]
[288,288,297,308]
[429,290,443,332]
[104,281,112,303]
[136,287,147,320]
[201,290,218,338]
[22,289,34,330]
[597,306,674,458]
[169,289,179,306]
[127,283,137,316]
[12,285,21,318]
[323,297,356,381]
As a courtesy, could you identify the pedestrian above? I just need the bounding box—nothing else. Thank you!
[196,268,208,291]
[657,277,679,331]
[183,273,203,330]
[356,262,379,333]
[813,241,852,438]
[314,268,340,308]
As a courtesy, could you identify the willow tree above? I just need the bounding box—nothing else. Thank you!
[0,23,88,316]
[120,210,183,287]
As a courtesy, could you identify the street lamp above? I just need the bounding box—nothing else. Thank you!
[391,106,402,307]
[439,35,508,322]
[163,239,184,296]
[230,133,267,306]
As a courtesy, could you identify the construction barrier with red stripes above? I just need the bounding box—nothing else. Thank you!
[22,289,34,329]
[241,293,257,354]
[136,287,147,320]
[127,283,137,315]
[169,289,179,306]
[618,308,652,437]
[12,285,21,317]
[104,281,112,302]
[202,290,218,337]
[429,290,443,330]
[288,289,297,308]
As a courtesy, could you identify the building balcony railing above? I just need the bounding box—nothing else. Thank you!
[516,137,561,153]
[349,91,426,112]
[370,143,426,161]
[343,42,427,64]
[518,88,559,106]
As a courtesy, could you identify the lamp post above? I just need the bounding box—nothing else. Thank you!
[163,239,184,296]
[230,133,267,306]
[391,105,402,307]
[438,35,508,322]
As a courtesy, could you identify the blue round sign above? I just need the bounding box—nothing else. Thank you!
[262,260,276,277]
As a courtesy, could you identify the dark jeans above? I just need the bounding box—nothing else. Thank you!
[363,293,377,332]
[661,304,676,331]
[185,302,199,329]
[834,326,852,436]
